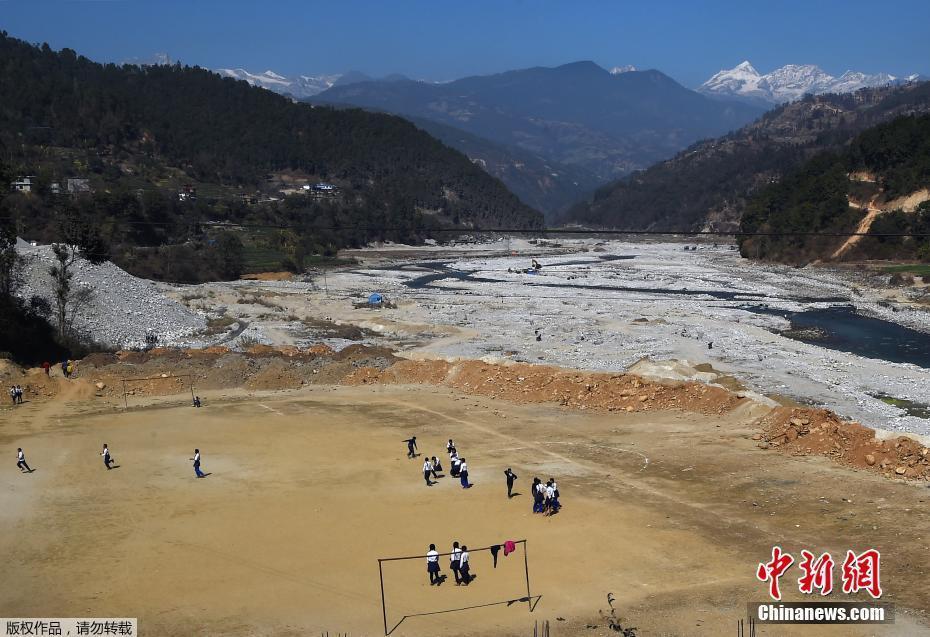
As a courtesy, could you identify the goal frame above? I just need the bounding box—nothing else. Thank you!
[377,538,533,635]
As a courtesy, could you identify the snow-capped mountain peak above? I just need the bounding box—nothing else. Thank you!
[732,60,759,75]
[216,68,341,98]
[700,60,765,100]
[699,61,901,104]
[610,65,637,74]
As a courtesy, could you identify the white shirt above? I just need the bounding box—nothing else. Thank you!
[460,551,470,565]
[459,461,467,472]
[194,452,200,462]
[102,448,110,457]
[536,483,545,494]
[423,460,432,472]
[17,450,24,461]
[450,547,461,563]
[546,485,556,498]
[426,549,439,563]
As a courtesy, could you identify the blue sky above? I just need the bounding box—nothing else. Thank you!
[1,0,928,86]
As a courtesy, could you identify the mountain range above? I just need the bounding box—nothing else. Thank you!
[216,68,415,99]
[562,80,930,232]
[309,62,763,214]
[698,61,921,105]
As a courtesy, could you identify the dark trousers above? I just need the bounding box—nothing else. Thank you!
[407,445,415,458]
[104,456,112,469]
[424,470,431,486]
[17,460,31,472]
[428,567,440,584]
[194,463,204,478]
[450,562,461,584]
[460,564,471,584]
[507,480,515,497]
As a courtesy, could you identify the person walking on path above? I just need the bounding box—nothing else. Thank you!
[16,448,32,473]
[504,467,518,498]
[450,541,463,585]
[459,546,472,585]
[101,443,113,470]
[423,457,433,486]
[190,449,205,478]
[15,385,23,404]
[426,544,442,586]
[404,436,418,458]
[459,458,471,489]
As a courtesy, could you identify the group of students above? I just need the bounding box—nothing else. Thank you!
[426,541,472,586]
[405,436,563,516]
[532,477,561,515]
[16,445,207,477]
[8,385,24,404]
[407,437,471,489]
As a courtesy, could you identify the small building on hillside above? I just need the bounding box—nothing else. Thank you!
[10,176,34,193]
[67,178,92,194]
[313,182,336,192]
[178,184,197,201]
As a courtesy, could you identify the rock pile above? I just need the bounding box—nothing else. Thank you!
[15,242,206,349]
[757,407,930,480]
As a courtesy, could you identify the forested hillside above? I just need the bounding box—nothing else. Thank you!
[740,114,930,262]
[563,81,930,231]
[0,33,541,283]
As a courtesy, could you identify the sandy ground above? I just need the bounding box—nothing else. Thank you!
[3,384,930,636]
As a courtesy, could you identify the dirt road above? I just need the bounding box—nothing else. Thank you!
[1,385,928,636]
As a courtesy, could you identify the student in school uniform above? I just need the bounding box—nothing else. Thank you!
[449,452,461,477]
[504,467,518,498]
[459,458,471,488]
[548,478,561,513]
[449,541,463,585]
[532,477,544,513]
[190,449,205,478]
[426,544,441,586]
[423,458,433,486]
[16,448,32,473]
[431,456,442,478]
[101,443,113,470]
[458,546,471,585]
[404,437,418,458]
[446,439,455,454]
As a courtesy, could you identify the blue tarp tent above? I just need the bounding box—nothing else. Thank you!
[368,293,384,305]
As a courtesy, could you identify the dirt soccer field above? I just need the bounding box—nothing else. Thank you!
[2,383,930,636]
